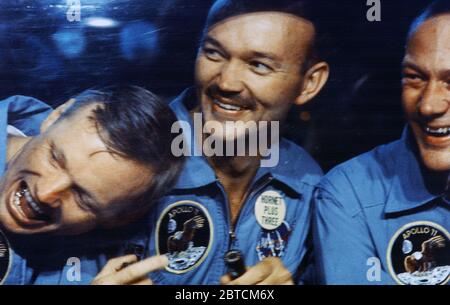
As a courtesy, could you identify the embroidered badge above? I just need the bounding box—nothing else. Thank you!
[156,200,213,274]
[256,221,291,260]
[387,221,450,285]
[0,228,11,285]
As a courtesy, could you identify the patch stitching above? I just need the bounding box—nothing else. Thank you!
[0,229,12,285]
[155,200,213,274]
[387,221,450,285]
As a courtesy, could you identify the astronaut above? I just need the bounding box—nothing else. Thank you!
[0,86,183,284]
[314,0,450,285]
[135,0,330,285]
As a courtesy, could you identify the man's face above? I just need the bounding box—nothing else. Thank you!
[195,12,316,140]
[0,104,153,235]
[402,14,450,173]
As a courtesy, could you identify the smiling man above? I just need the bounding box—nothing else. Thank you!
[140,0,330,285]
[314,0,450,285]
[0,86,183,284]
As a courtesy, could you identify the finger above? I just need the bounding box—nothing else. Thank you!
[220,274,232,285]
[114,255,169,284]
[131,277,154,285]
[96,255,138,277]
[255,260,293,285]
[257,274,294,285]
[257,279,294,285]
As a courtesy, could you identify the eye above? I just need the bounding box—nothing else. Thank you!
[73,189,84,205]
[72,186,94,212]
[249,61,273,75]
[402,73,424,82]
[203,47,222,61]
[48,143,59,167]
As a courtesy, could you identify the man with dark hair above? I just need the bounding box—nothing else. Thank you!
[314,0,450,285]
[0,86,183,284]
[132,0,330,285]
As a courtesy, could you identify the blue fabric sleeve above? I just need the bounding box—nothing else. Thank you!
[313,174,381,284]
[0,95,52,174]
[5,95,52,136]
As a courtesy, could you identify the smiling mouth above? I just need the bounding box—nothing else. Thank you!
[213,99,245,111]
[211,96,256,114]
[422,126,450,138]
[10,181,51,224]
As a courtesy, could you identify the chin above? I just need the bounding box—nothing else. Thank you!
[0,203,14,231]
[0,208,54,235]
[418,149,450,174]
[0,216,28,234]
[1,222,49,235]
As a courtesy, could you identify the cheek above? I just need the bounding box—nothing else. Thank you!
[59,202,97,231]
[402,88,420,117]
[251,80,298,112]
[195,57,218,87]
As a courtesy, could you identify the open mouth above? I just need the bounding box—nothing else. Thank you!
[213,99,247,112]
[9,181,51,225]
[210,94,257,116]
[423,126,450,138]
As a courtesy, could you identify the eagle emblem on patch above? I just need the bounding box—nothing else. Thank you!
[156,200,213,274]
[0,228,11,285]
[387,221,450,285]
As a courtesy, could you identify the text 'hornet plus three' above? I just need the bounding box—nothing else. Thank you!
[147,0,330,285]
[0,0,449,286]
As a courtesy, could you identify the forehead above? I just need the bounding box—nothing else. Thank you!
[405,14,450,66]
[50,104,106,150]
[207,12,315,60]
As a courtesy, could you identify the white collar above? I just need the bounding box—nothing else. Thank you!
[7,125,26,137]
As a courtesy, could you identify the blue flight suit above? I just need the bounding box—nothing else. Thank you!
[0,95,53,284]
[314,128,450,285]
[1,95,141,285]
[147,88,323,284]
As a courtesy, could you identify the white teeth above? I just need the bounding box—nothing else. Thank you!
[23,187,44,215]
[14,191,26,217]
[13,185,44,217]
[425,126,450,136]
[214,99,243,111]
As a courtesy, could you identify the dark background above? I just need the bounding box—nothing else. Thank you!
[0,0,433,171]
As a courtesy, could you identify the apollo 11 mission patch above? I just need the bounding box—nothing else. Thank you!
[387,221,450,285]
[156,200,213,274]
[0,228,11,285]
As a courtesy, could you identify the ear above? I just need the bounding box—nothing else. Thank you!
[295,61,330,106]
[40,98,76,133]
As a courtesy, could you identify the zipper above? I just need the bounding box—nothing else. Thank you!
[218,175,274,250]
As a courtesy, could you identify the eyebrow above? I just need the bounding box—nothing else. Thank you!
[203,36,281,65]
[441,70,450,79]
[202,36,229,55]
[402,61,426,74]
[402,61,450,79]
[250,51,281,63]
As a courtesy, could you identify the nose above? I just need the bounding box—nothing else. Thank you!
[418,81,450,118]
[216,60,245,94]
[35,173,71,208]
